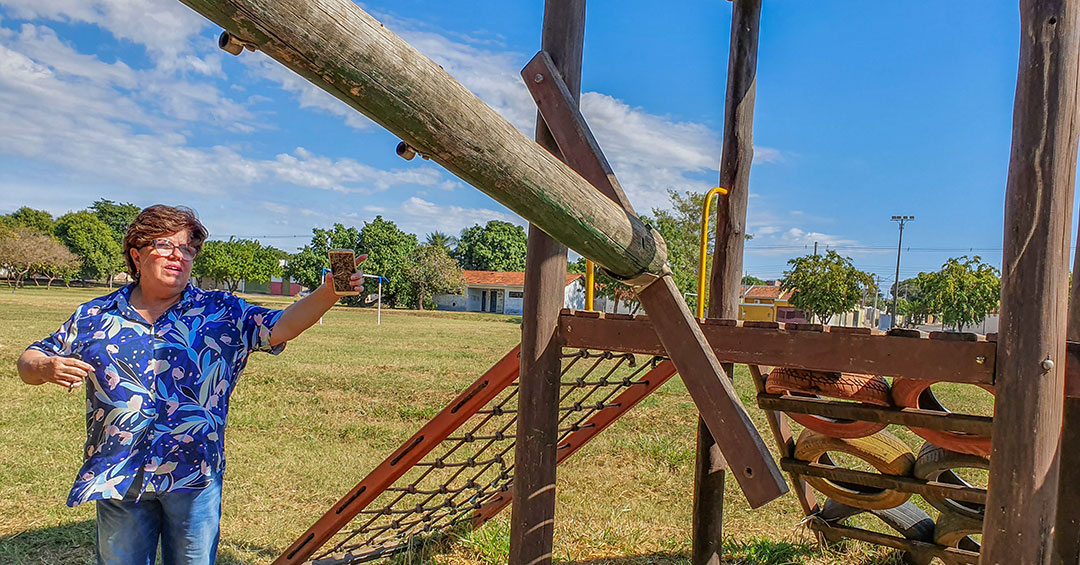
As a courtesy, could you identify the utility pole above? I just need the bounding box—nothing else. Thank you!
[871,275,880,330]
[890,215,914,328]
[813,241,818,256]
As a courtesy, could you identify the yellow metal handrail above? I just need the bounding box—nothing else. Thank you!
[585,260,595,310]
[697,186,729,319]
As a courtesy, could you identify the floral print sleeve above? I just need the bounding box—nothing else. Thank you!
[237,298,285,354]
[28,308,82,357]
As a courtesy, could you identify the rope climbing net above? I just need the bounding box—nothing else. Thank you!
[306,348,673,565]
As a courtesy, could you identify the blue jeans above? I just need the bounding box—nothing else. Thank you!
[95,472,222,565]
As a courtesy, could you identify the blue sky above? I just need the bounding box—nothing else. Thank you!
[0,1,1068,287]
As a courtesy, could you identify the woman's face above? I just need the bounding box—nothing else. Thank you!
[130,230,195,295]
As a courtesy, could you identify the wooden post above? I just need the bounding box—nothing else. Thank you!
[1052,1,1080,560]
[695,1,761,563]
[175,0,667,280]
[983,1,1080,563]
[511,3,584,565]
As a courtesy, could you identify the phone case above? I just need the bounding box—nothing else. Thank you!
[328,249,359,296]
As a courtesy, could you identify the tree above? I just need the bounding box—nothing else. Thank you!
[192,238,282,293]
[7,207,55,235]
[932,255,1001,331]
[284,223,363,297]
[424,231,457,254]
[894,272,939,327]
[454,220,527,272]
[0,228,40,287]
[781,250,877,324]
[35,240,81,288]
[742,275,767,286]
[54,211,124,283]
[359,217,418,307]
[646,189,752,315]
[90,199,140,245]
[404,244,465,310]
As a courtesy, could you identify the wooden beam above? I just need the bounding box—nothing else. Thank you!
[511,3,584,565]
[779,459,987,505]
[698,2,762,558]
[636,275,787,508]
[174,0,667,280]
[1053,0,1080,557]
[748,366,818,516]
[983,1,1080,562]
[558,314,997,385]
[521,51,634,213]
[757,393,994,435]
[808,520,980,565]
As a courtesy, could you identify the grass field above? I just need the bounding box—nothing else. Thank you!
[0,286,991,564]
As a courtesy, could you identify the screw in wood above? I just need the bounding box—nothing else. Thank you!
[534,73,544,83]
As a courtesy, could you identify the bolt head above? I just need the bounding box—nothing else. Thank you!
[534,73,544,83]
[1042,358,1055,371]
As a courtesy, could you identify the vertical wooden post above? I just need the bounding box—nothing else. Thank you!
[983,1,1080,563]
[510,2,584,565]
[694,1,761,563]
[1052,1,1080,560]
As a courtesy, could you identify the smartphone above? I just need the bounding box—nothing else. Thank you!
[327,249,359,296]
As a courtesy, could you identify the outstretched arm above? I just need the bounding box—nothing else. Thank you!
[269,255,367,346]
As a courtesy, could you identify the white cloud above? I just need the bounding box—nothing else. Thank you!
[269,148,446,194]
[398,196,520,236]
[0,0,217,74]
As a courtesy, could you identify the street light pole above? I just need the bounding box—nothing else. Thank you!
[890,215,914,328]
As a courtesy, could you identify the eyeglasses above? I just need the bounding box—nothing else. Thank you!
[146,239,198,261]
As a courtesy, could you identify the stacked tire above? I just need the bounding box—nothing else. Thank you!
[767,368,990,561]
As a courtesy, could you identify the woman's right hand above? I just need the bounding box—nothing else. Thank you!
[17,350,95,389]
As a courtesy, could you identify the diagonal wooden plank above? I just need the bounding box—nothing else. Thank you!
[636,275,787,508]
[521,51,635,214]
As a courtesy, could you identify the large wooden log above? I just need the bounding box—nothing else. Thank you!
[176,0,667,280]
[695,1,762,561]
[510,3,582,565]
[982,0,1080,563]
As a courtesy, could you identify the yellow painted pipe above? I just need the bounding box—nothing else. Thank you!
[585,259,595,311]
[697,186,730,319]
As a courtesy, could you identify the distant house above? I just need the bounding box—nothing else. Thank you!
[740,283,801,323]
[739,282,875,327]
[434,270,585,315]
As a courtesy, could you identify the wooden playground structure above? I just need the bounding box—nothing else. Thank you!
[184,0,1079,563]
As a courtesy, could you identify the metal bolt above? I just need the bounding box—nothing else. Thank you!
[566,325,572,333]
[534,73,544,83]
[1042,358,1055,371]
[975,356,986,365]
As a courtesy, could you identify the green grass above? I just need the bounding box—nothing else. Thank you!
[0,286,991,564]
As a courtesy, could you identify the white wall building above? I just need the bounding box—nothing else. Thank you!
[434,270,586,315]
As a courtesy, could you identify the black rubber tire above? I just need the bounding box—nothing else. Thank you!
[819,498,935,565]
[913,441,988,522]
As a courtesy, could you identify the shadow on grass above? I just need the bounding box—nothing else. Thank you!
[0,520,95,565]
[0,520,277,565]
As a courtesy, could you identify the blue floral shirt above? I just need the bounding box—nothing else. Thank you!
[28,283,284,506]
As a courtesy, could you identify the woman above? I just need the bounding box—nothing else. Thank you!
[16,205,364,565]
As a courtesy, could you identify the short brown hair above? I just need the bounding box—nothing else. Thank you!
[123,205,208,279]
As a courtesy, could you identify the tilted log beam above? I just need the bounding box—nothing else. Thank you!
[178,0,665,280]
